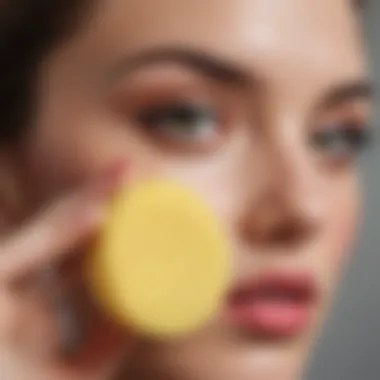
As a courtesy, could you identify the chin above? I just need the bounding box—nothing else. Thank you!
[128,315,322,380]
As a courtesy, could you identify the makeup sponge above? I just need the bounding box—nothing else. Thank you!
[87,179,230,339]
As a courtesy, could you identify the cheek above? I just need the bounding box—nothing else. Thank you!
[327,183,360,271]
[25,114,158,200]
[157,135,257,228]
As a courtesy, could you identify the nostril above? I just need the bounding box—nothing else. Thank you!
[239,212,318,248]
[238,180,323,248]
[268,219,312,246]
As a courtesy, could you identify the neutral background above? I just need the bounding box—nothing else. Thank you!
[306,2,380,380]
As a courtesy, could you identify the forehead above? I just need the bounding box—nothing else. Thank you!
[58,0,365,95]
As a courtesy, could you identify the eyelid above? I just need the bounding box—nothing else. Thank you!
[106,58,250,116]
[110,78,223,115]
[109,63,220,98]
[113,77,240,119]
[316,100,370,129]
[322,97,371,119]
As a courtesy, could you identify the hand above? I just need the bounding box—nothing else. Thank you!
[0,167,132,380]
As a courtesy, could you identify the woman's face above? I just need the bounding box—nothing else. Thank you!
[12,0,369,379]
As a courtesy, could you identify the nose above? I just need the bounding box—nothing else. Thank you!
[239,140,325,248]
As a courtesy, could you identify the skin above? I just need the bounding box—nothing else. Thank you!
[0,0,371,380]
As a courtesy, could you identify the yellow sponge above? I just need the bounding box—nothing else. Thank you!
[86,179,230,339]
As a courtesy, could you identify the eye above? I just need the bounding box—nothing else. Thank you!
[311,121,370,162]
[135,102,221,148]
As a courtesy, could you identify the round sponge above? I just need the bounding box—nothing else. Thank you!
[86,179,230,339]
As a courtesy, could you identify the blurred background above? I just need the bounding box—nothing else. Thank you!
[306,1,380,379]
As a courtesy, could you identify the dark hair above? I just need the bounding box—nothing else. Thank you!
[0,1,90,143]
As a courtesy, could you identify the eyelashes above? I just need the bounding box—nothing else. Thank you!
[135,102,221,146]
[311,121,371,161]
[137,103,216,128]
[126,95,372,163]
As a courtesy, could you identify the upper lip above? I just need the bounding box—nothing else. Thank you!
[227,270,319,304]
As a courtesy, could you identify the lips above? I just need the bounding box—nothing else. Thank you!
[226,271,317,338]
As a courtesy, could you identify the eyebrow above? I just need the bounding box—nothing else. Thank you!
[322,80,374,108]
[352,0,366,10]
[105,46,374,111]
[107,46,258,88]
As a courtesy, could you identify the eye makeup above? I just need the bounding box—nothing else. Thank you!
[108,65,241,155]
[311,98,372,167]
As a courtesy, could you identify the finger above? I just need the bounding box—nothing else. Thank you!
[0,187,104,283]
[0,163,128,283]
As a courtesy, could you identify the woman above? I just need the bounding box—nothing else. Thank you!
[0,1,372,379]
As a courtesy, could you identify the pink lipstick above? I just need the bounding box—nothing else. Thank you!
[226,271,317,337]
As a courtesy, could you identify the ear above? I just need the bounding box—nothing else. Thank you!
[0,146,27,233]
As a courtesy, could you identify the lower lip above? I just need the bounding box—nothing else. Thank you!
[226,300,313,337]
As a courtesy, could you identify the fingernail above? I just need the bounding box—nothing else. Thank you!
[93,161,130,199]
[68,161,129,229]
[104,160,130,184]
